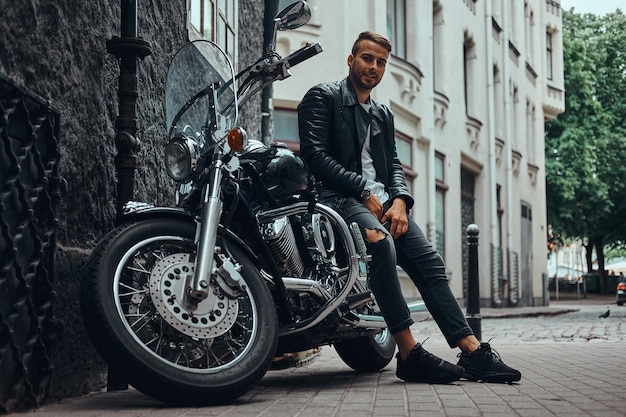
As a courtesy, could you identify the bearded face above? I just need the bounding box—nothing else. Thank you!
[348,40,389,94]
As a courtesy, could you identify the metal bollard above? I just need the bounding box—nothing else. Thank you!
[466,224,481,341]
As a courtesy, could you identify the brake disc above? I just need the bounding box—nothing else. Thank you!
[149,253,239,338]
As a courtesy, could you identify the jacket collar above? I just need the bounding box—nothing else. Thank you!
[341,77,386,123]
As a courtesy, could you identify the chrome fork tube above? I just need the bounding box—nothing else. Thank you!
[185,159,224,307]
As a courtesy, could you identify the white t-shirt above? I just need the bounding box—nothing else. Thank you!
[360,102,390,204]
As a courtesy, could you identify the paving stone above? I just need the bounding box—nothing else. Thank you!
[13,296,626,417]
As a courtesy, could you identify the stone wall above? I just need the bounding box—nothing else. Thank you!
[0,0,264,403]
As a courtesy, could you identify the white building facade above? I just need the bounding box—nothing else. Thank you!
[272,0,565,307]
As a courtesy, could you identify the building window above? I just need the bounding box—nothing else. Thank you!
[278,0,298,8]
[395,134,411,168]
[392,132,415,201]
[435,153,447,259]
[387,0,407,59]
[494,64,503,139]
[190,0,237,62]
[525,100,536,163]
[509,0,518,45]
[463,33,477,119]
[273,108,299,142]
[511,84,519,147]
[546,31,553,81]
[435,153,444,182]
[493,0,502,22]
[433,4,444,92]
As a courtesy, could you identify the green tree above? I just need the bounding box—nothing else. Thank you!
[545,9,626,291]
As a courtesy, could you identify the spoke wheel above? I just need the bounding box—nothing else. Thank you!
[81,219,277,405]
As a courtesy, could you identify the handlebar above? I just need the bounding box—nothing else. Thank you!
[235,42,323,110]
[286,42,323,68]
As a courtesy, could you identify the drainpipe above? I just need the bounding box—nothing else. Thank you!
[485,0,502,307]
[502,0,518,306]
[107,0,152,219]
[262,0,279,145]
[105,0,152,389]
[426,0,437,249]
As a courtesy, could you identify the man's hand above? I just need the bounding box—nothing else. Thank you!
[363,194,383,220]
[381,198,408,239]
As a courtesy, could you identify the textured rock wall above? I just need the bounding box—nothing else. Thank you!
[0,0,264,402]
[238,0,265,141]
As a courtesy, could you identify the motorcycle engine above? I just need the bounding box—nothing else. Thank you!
[262,213,336,278]
[263,216,304,276]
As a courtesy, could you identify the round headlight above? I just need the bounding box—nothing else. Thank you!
[164,136,197,183]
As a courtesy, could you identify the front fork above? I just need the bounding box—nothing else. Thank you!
[184,159,245,309]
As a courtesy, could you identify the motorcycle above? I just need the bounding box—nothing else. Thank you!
[81,1,424,406]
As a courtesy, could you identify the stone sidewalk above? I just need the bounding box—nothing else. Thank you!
[13,295,626,417]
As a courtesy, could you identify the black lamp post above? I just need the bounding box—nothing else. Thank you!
[105,0,152,390]
[107,0,152,219]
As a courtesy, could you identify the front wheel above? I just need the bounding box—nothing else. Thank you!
[81,218,278,405]
[334,329,396,372]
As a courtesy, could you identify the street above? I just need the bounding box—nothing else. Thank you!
[14,295,626,417]
[418,296,625,344]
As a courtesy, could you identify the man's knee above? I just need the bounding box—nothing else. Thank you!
[365,227,386,243]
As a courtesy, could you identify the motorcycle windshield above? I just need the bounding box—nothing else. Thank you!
[165,40,237,146]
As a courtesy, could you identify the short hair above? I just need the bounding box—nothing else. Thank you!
[351,31,392,56]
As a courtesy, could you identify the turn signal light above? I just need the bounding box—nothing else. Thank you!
[227,127,248,152]
[617,282,626,291]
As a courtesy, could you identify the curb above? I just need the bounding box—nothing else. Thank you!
[480,307,580,319]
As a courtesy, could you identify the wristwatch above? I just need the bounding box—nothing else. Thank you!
[360,187,371,201]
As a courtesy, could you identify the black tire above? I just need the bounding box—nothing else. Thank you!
[81,219,278,405]
[618,301,624,306]
[334,329,396,372]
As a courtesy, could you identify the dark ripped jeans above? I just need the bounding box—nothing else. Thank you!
[327,195,474,348]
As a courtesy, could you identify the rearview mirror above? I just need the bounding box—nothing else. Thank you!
[275,1,311,31]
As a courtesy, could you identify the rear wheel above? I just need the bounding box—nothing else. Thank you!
[334,329,396,372]
[81,218,278,405]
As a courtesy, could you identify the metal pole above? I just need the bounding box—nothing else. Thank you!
[578,245,586,299]
[105,0,152,390]
[466,224,481,341]
[107,0,152,220]
[261,0,279,144]
[555,249,559,300]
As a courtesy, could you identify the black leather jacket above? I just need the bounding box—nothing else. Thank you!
[297,77,414,210]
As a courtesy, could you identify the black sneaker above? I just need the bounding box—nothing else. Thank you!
[457,342,521,384]
[396,343,465,384]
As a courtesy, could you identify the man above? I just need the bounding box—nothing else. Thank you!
[297,31,521,384]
